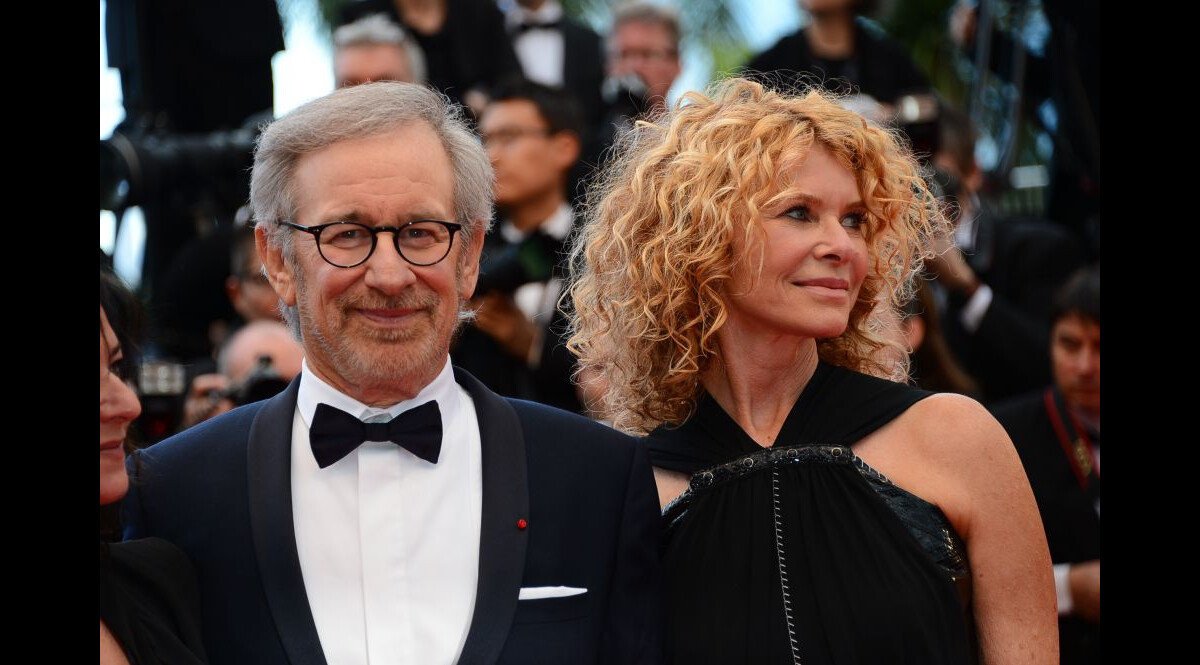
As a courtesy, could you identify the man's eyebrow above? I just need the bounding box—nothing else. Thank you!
[319,210,451,223]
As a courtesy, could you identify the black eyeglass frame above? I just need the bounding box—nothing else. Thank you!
[275,219,464,268]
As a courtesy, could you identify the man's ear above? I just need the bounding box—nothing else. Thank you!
[457,226,487,301]
[256,225,297,307]
[966,161,985,195]
[551,131,582,173]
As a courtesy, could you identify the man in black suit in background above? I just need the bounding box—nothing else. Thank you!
[453,79,586,414]
[123,81,663,665]
[500,0,605,139]
[928,104,1085,403]
[991,267,1100,664]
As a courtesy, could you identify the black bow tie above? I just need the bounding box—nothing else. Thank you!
[309,401,443,468]
[513,18,561,34]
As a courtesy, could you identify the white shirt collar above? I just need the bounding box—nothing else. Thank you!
[499,202,573,244]
[503,0,563,29]
[296,356,459,428]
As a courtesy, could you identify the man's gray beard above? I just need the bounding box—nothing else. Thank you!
[286,258,475,391]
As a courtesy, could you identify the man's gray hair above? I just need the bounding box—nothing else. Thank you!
[251,80,493,253]
[612,1,682,47]
[333,13,427,85]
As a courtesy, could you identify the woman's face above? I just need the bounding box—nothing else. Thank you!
[100,306,141,506]
[723,144,869,342]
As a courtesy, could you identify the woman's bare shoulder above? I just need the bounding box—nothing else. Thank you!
[893,392,1016,465]
[855,392,1022,536]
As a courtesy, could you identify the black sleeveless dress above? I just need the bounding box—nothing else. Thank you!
[646,362,975,664]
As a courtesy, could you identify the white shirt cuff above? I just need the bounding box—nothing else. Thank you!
[958,283,994,333]
[1054,563,1074,616]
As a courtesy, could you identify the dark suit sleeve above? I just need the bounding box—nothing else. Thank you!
[969,221,1084,401]
[600,441,665,664]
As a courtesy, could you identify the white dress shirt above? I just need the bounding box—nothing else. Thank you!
[292,357,482,664]
[504,0,565,87]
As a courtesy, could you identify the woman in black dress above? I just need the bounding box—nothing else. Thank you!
[567,78,1056,663]
[100,267,207,664]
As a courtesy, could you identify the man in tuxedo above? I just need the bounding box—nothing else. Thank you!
[123,81,664,665]
[991,267,1100,664]
[500,0,605,137]
[928,103,1085,403]
[453,80,585,413]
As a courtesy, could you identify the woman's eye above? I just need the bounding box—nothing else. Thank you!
[783,206,812,222]
[842,213,865,229]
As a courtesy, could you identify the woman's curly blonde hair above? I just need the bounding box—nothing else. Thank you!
[566,77,948,434]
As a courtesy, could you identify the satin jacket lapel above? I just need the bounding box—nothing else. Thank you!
[246,375,328,665]
[455,368,531,665]
[561,22,583,90]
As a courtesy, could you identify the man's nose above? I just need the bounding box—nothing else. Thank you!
[362,233,418,294]
[1077,345,1100,376]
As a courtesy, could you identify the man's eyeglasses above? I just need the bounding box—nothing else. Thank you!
[479,126,553,149]
[607,47,678,63]
[276,220,463,268]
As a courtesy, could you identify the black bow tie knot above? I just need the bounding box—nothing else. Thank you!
[310,401,443,468]
[513,18,561,34]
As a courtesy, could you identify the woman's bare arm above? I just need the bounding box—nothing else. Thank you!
[906,394,1059,663]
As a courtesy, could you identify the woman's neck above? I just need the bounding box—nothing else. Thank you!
[702,329,820,448]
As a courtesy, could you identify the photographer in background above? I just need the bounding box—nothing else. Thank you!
[586,1,682,180]
[451,79,585,413]
[104,0,284,360]
[179,320,303,430]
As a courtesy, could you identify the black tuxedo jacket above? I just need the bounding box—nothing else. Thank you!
[558,18,605,132]
[123,368,663,664]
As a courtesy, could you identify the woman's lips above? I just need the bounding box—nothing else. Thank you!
[795,278,849,290]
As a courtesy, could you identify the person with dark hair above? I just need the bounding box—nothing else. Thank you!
[122,81,663,665]
[743,0,931,116]
[100,267,208,664]
[569,77,1056,663]
[991,266,1101,665]
[453,78,587,413]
